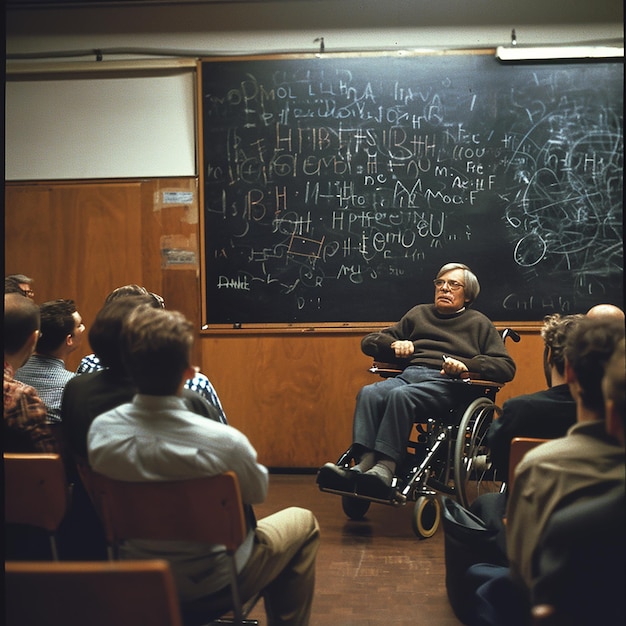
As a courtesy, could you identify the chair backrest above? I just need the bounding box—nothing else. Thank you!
[4,452,69,531]
[5,559,183,626]
[78,465,247,554]
[508,437,549,490]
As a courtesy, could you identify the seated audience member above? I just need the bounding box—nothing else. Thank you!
[4,293,63,560]
[88,305,320,624]
[5,276,27,295]
[531,337,625,626]
[318,262,515,497]
[75,283,227,423]
[487,313,583,477]
[61,295,231,560]
[3,293,60,453]
[507,317,625,592]
[463,317,625,626]
[74,284,160,375]
[15,299,85,422]
[467,313,582,561]
[5,273,36,299]
[62,295,222,461]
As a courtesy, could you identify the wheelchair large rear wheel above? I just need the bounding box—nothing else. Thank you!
[454,397,503,509]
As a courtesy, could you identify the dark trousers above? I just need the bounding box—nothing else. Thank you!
[464,563,529,626]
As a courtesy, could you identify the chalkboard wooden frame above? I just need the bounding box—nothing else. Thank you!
[198,50,623,331]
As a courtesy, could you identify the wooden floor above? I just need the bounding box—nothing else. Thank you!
[246,472,463,626]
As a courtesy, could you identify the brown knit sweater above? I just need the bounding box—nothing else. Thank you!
[361,304,516,383]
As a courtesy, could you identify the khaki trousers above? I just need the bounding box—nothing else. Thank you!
[184,506,320,626]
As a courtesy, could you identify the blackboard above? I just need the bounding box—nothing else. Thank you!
[200,51,623,326]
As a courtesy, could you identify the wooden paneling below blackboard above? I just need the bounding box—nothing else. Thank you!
[200,51,623,326]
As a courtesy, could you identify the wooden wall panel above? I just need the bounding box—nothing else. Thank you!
[5,179,202,371]
[200,333,375,468]
[5,183,144,371]
[5,180,547,468]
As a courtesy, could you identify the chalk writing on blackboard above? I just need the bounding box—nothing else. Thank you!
[201,53,623,325]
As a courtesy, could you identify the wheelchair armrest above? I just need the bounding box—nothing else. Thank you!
[369,329,518,379]
[370,363,505,390]
[369,361,405,377]
[460,372,505,389]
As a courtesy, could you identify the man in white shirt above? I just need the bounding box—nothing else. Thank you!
[88,304,319,626]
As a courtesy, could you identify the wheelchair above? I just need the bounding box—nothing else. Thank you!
[316,329,520,539]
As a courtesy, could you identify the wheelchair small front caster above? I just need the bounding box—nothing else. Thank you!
[412,495,441,538]
[342,495,371,520]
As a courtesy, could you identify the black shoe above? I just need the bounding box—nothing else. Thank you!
[316,463,359,492]
[355,469,394,500]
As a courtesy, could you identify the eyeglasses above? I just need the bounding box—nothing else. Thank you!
[433,279,465,292]
[21,289,35,299]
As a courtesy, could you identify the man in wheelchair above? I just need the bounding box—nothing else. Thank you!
[317,262,516,501]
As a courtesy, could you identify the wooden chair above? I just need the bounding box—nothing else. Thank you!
[508,437,550,490]
[5,559,183,626]
[4,452,70,560]
[78,464,258,626]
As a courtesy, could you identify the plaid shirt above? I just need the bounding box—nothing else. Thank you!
[14,354,75,423]
[3,361,60,453]
[77,353,228,424]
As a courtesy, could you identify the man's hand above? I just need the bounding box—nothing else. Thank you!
[391,340,415,358]
[441,355,469,377]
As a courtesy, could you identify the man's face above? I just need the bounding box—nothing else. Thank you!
[68,311,85,352]
[433,268,469,314]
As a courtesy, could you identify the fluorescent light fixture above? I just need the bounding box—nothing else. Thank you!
[496,44,624,61]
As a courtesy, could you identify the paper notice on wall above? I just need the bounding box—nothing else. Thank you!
[153,188,198,224]
[162,191,194,205]
[160,234,198,270]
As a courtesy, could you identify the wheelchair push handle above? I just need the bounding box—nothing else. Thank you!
[501,328,521,343]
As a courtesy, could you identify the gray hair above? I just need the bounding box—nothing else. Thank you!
[436,263,480,306]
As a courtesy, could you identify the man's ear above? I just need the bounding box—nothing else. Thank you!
[27,329,39,352]
[177,365,197,392]
[183,365,196,381]
[545,346,553,365]
[20,329,39,366]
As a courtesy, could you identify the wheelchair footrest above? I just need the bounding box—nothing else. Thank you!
[319,484,407,507]
[356,472,396,500]
[317,466,407,506]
